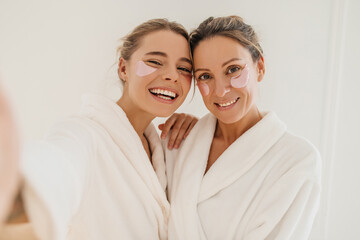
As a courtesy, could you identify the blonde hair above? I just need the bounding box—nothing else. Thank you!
[117,18,189,61]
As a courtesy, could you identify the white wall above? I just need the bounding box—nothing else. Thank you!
[325,0,360,239]
[0,0,359,238]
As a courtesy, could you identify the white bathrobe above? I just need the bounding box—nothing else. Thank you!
[165,112,321,240]
[21,95,169,240]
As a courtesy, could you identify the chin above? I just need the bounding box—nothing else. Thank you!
[154,109,176,118]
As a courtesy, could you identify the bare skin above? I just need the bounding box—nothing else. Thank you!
[193,36,265,174]
[0,85,20,226]
[205,107,262,173]
[161,36,265,174]
[117,30,194,162]
[5,193,28,224]
[158,113,198,149]
[0,86,36,239]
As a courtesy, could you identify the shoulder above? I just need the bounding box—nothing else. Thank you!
[272,131,321,179]
[27,116,101,165]
[45,115,99,144]
[186,113,216,137]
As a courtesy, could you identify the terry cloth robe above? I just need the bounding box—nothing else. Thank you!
[165,112,321,240]
[20,94,169,240]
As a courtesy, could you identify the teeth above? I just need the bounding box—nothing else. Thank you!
[150,88,176,98]
[157,95,172,100]
[218,98,238,107]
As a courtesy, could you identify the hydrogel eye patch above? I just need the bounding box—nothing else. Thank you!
[230,65,249,88]
[136,61,157,77]
[197,82,210,96]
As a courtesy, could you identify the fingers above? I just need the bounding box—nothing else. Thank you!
[160,113,199,150]
[160,113,181,140]
[184,118,198,139]
[171,116,195,149]
[168,114,199,150]
[167,114,186,149]
[0,86,20,226]
[158,124,164,131]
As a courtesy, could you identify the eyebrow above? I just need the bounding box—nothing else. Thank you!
[222,58,242,67]
[145,51,167,57]
[180,57,192,65]
[145,51,192,65]
[194,68,210,73]
[194,58,243,73]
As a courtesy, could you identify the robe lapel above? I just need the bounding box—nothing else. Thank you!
[198,112,286,202]
[145,123,167,191]
[80,95,169,210]
[169,114,217,239]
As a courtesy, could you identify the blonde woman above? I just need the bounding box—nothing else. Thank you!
[1,19,196,240]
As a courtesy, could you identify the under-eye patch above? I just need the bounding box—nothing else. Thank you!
[197,82,210,96]
[230,65,249,88]
[136,61,157,77]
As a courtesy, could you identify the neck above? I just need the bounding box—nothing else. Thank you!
[117,96,155,139]
[215,106,262,145]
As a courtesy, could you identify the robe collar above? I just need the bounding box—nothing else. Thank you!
[199,111,287,202]
[80,94,169,207]
[168,111,286,239]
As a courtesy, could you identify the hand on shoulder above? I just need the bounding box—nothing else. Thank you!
[158,113,198,150]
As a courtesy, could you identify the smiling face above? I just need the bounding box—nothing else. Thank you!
[193,35,265,124]
[118,30,192,118]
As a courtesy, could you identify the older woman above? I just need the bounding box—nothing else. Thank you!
[163,16,321,240]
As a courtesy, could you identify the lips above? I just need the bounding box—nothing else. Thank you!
[214,97,240,109]
[149,87,179,103]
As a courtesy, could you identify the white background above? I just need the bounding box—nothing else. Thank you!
[0,0,359,239]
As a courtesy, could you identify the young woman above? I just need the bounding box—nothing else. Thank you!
[163,16,321,239]
[1,18,196,240]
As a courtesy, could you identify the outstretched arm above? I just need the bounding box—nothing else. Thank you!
[0,85,20,226]
[0,84,39,239]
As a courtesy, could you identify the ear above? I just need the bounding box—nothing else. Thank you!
[256,56,265,82]
[118,57,128,82]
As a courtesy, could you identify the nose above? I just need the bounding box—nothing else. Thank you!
[162,66,179,82]
[214,78,230,97]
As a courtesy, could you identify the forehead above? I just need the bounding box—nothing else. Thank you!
[193,36,251,67]
[133,30,190,59]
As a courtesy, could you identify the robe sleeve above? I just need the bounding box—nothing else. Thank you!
[244,150,321,240]
[20,119,94,240]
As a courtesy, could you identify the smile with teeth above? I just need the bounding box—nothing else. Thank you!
[216,97,240,107]
[149,88,178,100]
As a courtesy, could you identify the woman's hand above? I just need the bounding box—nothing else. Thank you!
[0,85,20,227]
[158,113,198,150]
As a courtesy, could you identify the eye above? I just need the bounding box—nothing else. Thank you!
[227,66,240,74]
[177,66,192,73]
[198,73,211,81]
[147,60,162,66]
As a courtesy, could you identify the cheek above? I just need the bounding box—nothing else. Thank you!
[135,61,157,77]
[230,65,249,89]
[181,73,193,88]
[197,82,210,96]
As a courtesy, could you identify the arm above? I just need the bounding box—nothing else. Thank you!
[0,191,39,240]
[18,121,93,240]
[245,177,320,240]
[0,85,20,226]
[158,113,198,149]
[1,119,93,240]
[5,191,28,224]
[244,153,321,240]
[0,85,38,239]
